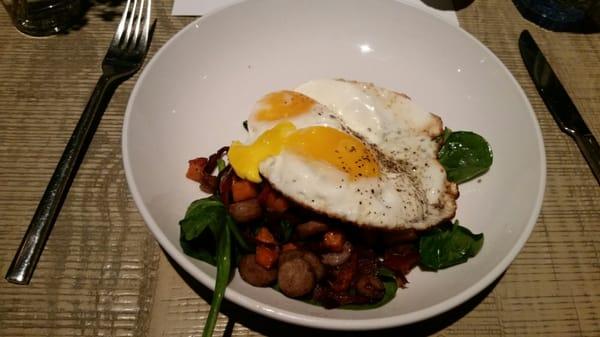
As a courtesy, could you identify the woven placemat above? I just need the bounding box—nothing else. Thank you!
[1,0,599,336]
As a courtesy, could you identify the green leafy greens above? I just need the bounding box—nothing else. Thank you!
[204,221,231,337]
[279,219,294,243]
[437,126,453,144]
[179,197,249,337]
[216,158,226,172]
[424,129,489,270]
[419,221,484,270]
[180,197,225,241]
[439,130,493,184]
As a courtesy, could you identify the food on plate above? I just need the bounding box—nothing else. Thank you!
[229,80,458,231]
[179,80,492,337]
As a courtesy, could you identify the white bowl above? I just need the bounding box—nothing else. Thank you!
[123,0,545,330]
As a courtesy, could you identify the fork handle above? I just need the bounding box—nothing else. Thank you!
[573,132,600,184]
[6,74,118,285]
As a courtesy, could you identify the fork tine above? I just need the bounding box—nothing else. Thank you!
[123,0,139,46]
[138,0,151,53]
[131,0,146,50]
[112,0,131,46]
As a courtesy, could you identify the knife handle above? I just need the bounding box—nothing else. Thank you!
[573,132,600,184]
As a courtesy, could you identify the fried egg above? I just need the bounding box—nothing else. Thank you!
[228,81,458,230]
[245,90,342,140]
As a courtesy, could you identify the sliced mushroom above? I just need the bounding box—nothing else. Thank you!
[295,220,329,239]
[228,199,262,223]
[278,249,305,266]
[301,251,325,281]
[278,258,315,298]
[238,254,277,287]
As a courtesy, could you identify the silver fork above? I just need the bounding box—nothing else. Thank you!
[6,0,153,285]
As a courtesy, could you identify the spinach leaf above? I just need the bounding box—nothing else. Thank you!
[179,197,225,241]
[226,214,252,252]
[180,196,251,254]
[179,196,246,337]
[179,228,217,265]
[439,131,493,184]
[279,219,294,243]
[202,220,231,337]
[216,158,226,173]
[437,127,452,143]
[419,221,484,270]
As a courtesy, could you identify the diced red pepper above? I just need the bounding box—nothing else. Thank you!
[256,227,277,245]
[258,185,289,213]
[282,242,299,252]
[382,244,420,275]
[232,178,259,202]
[323,231,345,252]
[186,157,208,182]
[255,245,279,270]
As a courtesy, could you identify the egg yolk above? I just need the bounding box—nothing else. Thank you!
[254,91,316,121]
[228,122,380,183]
[228,121,296,183]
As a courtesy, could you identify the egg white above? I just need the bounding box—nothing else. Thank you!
[243,81,458,230]
[247,98,341,141]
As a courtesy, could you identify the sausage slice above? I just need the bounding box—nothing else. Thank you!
[278,258,315,298]
[238,254,277,287]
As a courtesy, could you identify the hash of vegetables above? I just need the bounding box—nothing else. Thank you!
[180,128,491,337]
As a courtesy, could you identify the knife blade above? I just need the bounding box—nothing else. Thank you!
[519,30,600,184]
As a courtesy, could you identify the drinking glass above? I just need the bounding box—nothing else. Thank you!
[2,0,81,36]
[513,0,600,32]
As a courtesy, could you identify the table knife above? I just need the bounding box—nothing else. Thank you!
[519,30,600,184]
